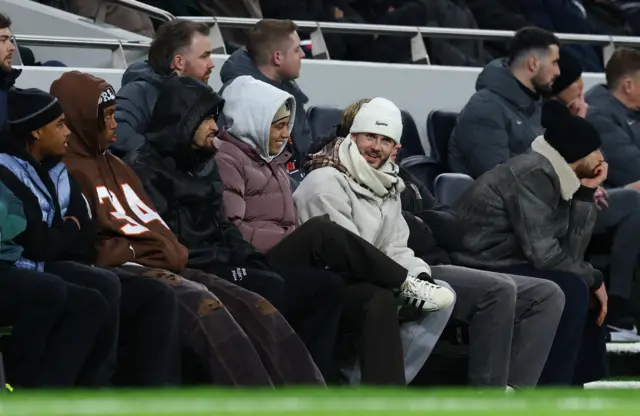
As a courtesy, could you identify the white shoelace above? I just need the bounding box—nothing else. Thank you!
[404,278,438,300]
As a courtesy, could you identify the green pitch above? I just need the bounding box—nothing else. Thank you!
[2,388,640,416]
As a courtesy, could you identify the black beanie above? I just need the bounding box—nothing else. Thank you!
[541,100,601,163]
[7,88,64,136]
[551,51,583,96]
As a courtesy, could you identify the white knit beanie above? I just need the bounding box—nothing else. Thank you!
[349,97,403,144]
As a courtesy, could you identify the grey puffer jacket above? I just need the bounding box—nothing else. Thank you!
[451,136,603,289]
[448,58,544,178]
[113,61,171,156]
[585,84,640,187]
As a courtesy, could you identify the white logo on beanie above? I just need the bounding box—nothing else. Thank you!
[98,87,116,106]
[349,97,403,144]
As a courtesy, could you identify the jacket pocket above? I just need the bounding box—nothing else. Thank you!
[481,234,517,261]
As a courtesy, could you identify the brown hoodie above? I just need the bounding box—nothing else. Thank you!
[50,71,188,273]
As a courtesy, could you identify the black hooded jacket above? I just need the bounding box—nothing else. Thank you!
[123,76,268,270]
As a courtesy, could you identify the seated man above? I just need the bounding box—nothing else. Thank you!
[452,100,609,386]
[448,27,559,178]
[586,47,640,190]
[0,181,108,388]
[554,51,640,342]
[52,70,323,386]
[214,75,454,385]
[124,75,327,385]
[0,88,173,387]
[299,97,564,388]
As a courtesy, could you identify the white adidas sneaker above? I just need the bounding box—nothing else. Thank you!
[398,276,455,311]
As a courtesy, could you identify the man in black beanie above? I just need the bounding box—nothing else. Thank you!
[451,100,609,386]
[552,50,588,117]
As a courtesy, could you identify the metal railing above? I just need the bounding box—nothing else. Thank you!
[13,34,150,69]
[95,0,175,24]
[185,16,640,65]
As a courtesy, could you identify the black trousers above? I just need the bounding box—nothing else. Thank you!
[488,265,608,386]
[109,268,181,387]
[0,263,108,387]
[266,216,408,385]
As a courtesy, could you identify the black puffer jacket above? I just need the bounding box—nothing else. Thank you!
[124,76,267,270]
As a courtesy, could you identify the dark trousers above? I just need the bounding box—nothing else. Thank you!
[108,268,181,387]
[592,187,640,300]
[338,283,406,385]
[45,261,121,387]
[267,216,408,385]
[179,268,325,386]
[0,263,108,387]
[490,265,607,385]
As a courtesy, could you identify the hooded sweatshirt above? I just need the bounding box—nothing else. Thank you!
[215,76,297,253]
[219,48,310,170]
[448,58,544,178]
[51,71,189,273]
[585,84,640,187]
[123,76,266,271]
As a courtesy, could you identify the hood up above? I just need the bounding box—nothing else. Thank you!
[146,76,224,170]
[221,75,295,163]
[50,71,115,157]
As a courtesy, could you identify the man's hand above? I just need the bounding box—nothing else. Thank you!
[580,162,608,189]
[594,186,609,210]
[64,216,81,230]
[568,95,589,118]
[593,283,608,326]
[334,7,344,19]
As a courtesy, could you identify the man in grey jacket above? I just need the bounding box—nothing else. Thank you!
[453,100,609,386]
[448,27,560,178]
[219,19,309,171]
[586,47,640,190]
[113,19,214,156]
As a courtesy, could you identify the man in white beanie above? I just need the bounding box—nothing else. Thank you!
[295,97,565,388]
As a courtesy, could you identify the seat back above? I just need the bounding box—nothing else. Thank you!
[306,105,343,141]
[433,173,474,207]
[400,110,424,158]
[427,110,458,169]
[399,155,442,193]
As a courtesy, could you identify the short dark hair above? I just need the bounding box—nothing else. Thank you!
[148,19,210,74]
[247,19,298,66]
[605,47,640,90]
[0,13,11,30]
[508,27,560,66]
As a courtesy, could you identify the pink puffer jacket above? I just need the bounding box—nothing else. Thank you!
[214,131,296,253]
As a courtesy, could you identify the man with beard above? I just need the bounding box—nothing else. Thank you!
[114,19,214,156]
[0,13,19,133]
[448,27,560,178]
[451,100,609,386]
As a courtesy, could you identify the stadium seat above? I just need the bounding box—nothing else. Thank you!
[427,110,458,170]
[399,110,424,158]
[433,173,474,207]
[306,105,343,141]
[399,155,442,193]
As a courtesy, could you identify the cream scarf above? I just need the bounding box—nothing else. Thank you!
[531,136,581,201]
[338,136,402,198]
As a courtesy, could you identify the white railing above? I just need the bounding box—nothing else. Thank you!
[13,34,150,69]
[183,16,640,64]
[95,0,175,23]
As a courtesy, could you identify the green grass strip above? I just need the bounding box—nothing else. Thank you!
[2,388,640,415]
